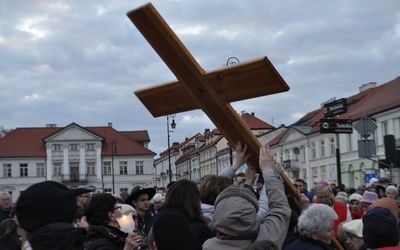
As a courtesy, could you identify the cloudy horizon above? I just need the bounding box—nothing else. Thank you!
[1,0,399,154]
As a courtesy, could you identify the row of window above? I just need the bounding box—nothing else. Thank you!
[2,161,145,177]
[52,143,97,152]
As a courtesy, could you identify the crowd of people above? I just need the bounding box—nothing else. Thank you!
[0,141,399,250]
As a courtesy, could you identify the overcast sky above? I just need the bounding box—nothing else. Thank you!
[1,0,399,155]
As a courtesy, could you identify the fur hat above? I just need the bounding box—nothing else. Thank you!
[15,181,77,232]
[213,186,259,237]
[125,186,156,206]
[342,219,363,238]
[360,191,378,204]
[363,206,399,248]
[369,177,379,186]
[152,211,195,250]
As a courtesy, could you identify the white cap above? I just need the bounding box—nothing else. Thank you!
[342,219,363,238]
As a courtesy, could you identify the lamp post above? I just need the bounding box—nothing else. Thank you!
[167,114,176,183]
[111,139,118,194]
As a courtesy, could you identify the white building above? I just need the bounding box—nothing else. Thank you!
[268,78,400,188]
[0,123,156,203]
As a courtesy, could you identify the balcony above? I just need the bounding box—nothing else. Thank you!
[282,159,300,171]
[61,174,88,183]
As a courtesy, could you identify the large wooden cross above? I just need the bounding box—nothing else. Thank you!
[126,3,296,197]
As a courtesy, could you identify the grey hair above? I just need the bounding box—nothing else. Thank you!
[297,204,338,238]
[0,192,10,197]
[314,183,333,193]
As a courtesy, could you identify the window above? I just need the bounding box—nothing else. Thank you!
[86,143,95,151]
[69,144,79,151]
[120,188,128,193]
[136,161,144,174]
[3,164,11,177]
[120,161,128,175]
[36,163,45,177]
[320,140,325,158]
[104,188,112,193]
[311,142,316,159]
[53,162,62,176]
[20,164,28,177]
[53,144,62,151]
[348,134,352,151]
[87,162,96,175]
[103,161,111,175]
[330,137,335,156]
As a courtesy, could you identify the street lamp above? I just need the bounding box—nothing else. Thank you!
[167,114,176,183]
[111,139,118,194]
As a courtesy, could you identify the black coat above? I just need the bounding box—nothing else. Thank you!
[158,207,212,250]
[285,235,332,250]
[28,222,86,250]
[86,225,128,250]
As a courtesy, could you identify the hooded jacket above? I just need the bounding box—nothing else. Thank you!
[202,171,290,250]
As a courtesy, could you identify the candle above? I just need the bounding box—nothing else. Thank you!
[117,211,135,233]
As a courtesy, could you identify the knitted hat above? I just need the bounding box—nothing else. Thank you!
[152,211,195,250]
[348,193,362,202]
[15,181,77,233]
[342,219,363,238]
[363,206,399,248]
[125,186,156,206]
[371,197,399,221]
[214,186,259,236]
[360,191,378,204]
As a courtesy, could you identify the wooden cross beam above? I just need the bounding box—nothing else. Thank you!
[126,3,296,197]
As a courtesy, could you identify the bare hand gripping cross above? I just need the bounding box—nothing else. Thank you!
[126,3,296,196]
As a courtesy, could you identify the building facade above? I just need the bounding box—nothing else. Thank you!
[0,123,156,203]
[269,78,400,189]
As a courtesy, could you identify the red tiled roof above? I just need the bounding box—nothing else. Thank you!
[0,127,59,157]
[120,130,150,142]
[0,124,155,158]
[240,112,274,129]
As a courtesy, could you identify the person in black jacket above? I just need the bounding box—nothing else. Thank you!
[160,179,212,250]
[14,181,87,250]
[85,193,143,250]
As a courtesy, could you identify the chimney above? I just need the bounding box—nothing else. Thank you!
[359,82,377,93]
[46,124,57,127]
[251,112,255,116]
[108,122,113,127]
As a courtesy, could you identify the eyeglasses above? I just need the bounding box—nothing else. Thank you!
[113,206,122,211]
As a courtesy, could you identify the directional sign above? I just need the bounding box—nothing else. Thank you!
[324,98,347,118]
[320,119,353,134]
[354,116,377,139]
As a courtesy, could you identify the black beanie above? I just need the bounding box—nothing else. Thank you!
[153,211,195,250]
[15,181,77,232]
[362,206,400,248]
